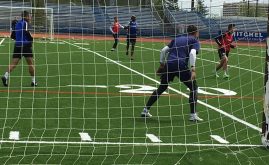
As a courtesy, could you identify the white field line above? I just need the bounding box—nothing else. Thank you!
[0,140,263,147]
[146,134,162,143]
[0,38,5,45]
[67,85,107,88]
[210,135,229,144]
[64,41,262,133]
[131,44,264,75]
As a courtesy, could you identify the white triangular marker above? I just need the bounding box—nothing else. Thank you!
[146,134,162,143]
[210,135,229,144]
[79,133,92,141]
[9,131,19,140]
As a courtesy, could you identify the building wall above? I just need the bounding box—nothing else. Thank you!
[223,2,267,17]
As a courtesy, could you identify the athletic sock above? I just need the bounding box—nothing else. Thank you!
[4,72,9,79]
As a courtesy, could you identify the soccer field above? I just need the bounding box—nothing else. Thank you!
[0,37,268,164]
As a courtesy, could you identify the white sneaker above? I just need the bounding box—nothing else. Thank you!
[212,70,219,78]
[223,74,229,79]
[189,113,203,121]
[111,48,115,51]
[141,108,152,118]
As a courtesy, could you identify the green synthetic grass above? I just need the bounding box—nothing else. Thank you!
[0,37,268,164]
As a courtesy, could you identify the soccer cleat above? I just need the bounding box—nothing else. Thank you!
[141,108,152,118]
[141,111,152,118]
[223,74,229,79]
[1,76,8,87]
[212,70,219,78]
[31,82,38,87]
[189,113,203,122]
[111,48,115,51]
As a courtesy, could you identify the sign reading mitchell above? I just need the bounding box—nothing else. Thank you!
[234,31,267,42]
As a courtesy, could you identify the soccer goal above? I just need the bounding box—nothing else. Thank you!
[0,5,54,39]
[0,0,268,164]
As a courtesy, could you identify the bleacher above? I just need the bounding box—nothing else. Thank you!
[214,17,267,32]
[0,1,266,39]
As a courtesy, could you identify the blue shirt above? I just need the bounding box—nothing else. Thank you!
[15,19,32,46]
[127,21,138,36]
[167,35,200,70]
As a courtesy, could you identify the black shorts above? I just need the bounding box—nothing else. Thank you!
[113,33,119,40]
[127,35,136,45]
[160,64,191,84]
[13,44,33,59]
[218,48,229,59]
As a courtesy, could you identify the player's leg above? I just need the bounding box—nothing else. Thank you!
[2,46,22,86]
[142,67,172,117]
[180,70,203,121]
[130,38,136,60]
[25,57,37,86]
[111,33,118,51]
[2,58,20,87]
[222,52,229,79]
[23,45,37,86]
[214,49,226,77]
[126,35,130,55]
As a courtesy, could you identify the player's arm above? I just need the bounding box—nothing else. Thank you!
[156,46,169,76]
[230,35,237,48]
[189,49,197,80]
[160,46,170,65]
[156,40,173,75]
[189,40,200,80]
[215,33,225,47]
[109,24,114,34]
[119,23,124,29]
[24,22,33,43]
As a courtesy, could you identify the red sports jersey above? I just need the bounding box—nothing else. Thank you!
[216,32,234,52]
[112,22,120,33]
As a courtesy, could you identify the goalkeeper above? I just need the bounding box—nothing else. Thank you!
[141,25,203,122]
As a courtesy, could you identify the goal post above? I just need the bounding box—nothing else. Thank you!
[262,5,269,148]
[0,5,54,39]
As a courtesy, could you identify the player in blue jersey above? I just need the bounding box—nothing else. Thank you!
[2,11,37,87]
[124,15,138,60]
[141,25,203,121]
[10,16,18,40]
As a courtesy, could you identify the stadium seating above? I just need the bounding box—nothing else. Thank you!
[0,1,266,39]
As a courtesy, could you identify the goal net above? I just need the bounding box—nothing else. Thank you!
[0,0,268,164]
[0,5,54,39]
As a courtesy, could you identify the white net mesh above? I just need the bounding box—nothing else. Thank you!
[0,0,268,164]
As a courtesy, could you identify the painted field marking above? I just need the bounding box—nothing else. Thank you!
[0,38,5,46]
[9,131,19,140]
[67,85,107,88]
[106,59,122,63]
[74,43,90,45]
[0,139,263,147]
[79,132,92,141]
[64,41,262,133]
[146,134,162,143]
[210,135,229,144]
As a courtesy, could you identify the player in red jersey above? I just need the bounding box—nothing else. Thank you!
[110,16,124,51]
[214,24,236,79]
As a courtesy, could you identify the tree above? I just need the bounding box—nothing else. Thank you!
[196,0,209,16]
